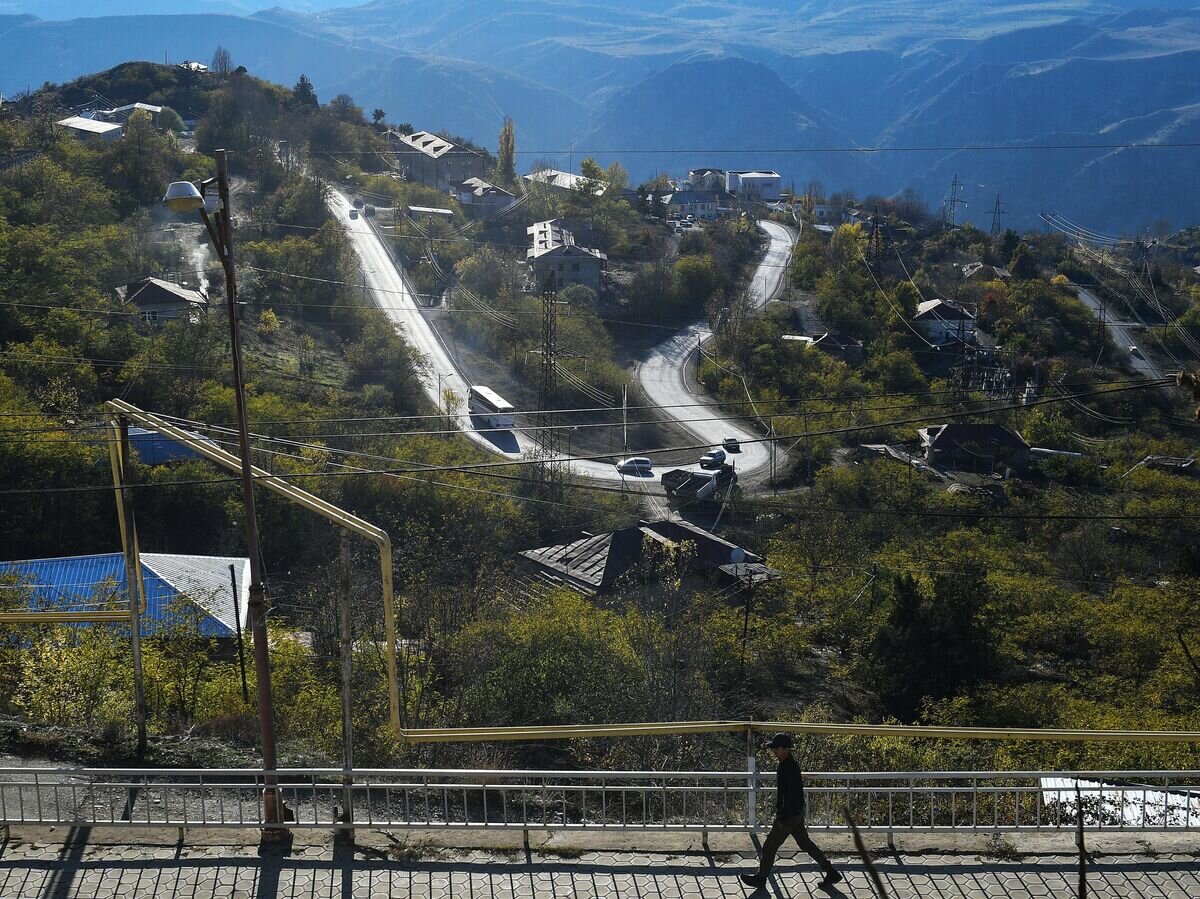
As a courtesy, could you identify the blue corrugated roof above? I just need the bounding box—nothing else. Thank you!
[0,553,247,637]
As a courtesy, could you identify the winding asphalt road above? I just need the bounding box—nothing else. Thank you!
[1074,285,1164,379]
[633,220,795,485]
[329,190,794,488]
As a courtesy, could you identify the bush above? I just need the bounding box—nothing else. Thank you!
[257,308,280,336]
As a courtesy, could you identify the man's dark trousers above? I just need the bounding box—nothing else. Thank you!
[757,813,835,878]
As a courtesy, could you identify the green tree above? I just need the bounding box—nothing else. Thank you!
[871,571,996,722]
[671,254,719,314]
[292,74,319,109]
[604,161,629,192]
[454,592,650,725]
[893,280,920,320]
[372,108,387,129]
[496,117,516,185]
[327,93,363,123]
[159,107,185,134]
[1009,243,1039,280]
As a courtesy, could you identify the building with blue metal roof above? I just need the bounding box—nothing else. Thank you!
[0,553,250,637]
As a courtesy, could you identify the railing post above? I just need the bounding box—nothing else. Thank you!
[747,750,759,830]
[1076,784,1087,899]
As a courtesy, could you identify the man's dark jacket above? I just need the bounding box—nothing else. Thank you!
[775,753,806,818]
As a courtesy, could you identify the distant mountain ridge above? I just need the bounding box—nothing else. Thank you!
[574,57,871,193]
[3,2,1200,230]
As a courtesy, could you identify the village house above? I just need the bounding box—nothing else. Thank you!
[962,261,1012,281]
[914,298,976,345]
[918,423,1030,473]
[0,553,251,638]
[98,102,163,127]
[522,168,607,196]
[811,202,844,224]
[688,168,726,191]
[726,170,782,202]
[457,176,516,216]
[387,130,485,191]
[56,115,123,144]
[810,331,865,365]
[518,518,775,596]
[117,277,207,326]
[659,189,720,220]
[526,218,607,292]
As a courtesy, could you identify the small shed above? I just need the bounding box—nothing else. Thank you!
[0,553,251,637]
[918,423,1030,473]
[117,277,207,325]
[56,116,123,144]
[519,519,774,595]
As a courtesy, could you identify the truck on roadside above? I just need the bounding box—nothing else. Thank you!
[661,464,737,500]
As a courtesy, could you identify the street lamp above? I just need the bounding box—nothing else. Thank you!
[163,149,285,832]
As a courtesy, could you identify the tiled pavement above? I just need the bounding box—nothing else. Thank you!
[1,828,1198,898]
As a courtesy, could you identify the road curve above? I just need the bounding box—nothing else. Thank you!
[330,193,793,488]
[633,221,795,483]
[327,190,620,483]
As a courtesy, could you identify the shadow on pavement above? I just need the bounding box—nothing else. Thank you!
[469,418,521,454]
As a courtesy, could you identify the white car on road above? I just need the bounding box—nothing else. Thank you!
[616,457,654,475]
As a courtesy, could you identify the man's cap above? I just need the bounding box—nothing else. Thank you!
[765,732,794,749]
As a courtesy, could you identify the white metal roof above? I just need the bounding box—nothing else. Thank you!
[57,116,122,135]
[109,102,163,115]
[1041,777,1200,828]
[140,553,251,633]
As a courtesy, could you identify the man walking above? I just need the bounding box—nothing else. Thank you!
[741,733,842,891]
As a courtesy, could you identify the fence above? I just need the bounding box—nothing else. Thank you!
[3,767,1199,834]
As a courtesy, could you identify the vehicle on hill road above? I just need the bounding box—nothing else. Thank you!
[616,456,654,475]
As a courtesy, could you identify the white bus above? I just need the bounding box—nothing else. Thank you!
[467,385,515,428]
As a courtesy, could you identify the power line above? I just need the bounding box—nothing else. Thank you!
[0,378,1172,486]
[320,141,1200,155]
[0,374,1161,439]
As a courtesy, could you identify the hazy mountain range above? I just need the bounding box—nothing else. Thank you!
[3,0,1199,232]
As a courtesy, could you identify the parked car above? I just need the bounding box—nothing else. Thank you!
[616,456,654,474]
[722,437,741,453]
[349,208,359,219]
[699,448,726,469]
[1129,344,1143,358]
[674,226,683,235]
[363,204,376,217]
[352,197,365,208]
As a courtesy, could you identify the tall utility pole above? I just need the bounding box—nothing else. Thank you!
[868,204,884,274]
[208,149,284,830]
[988,193,1008,238]
[337,531,354,841]
[535,272,566,498]
[944,174,966,228]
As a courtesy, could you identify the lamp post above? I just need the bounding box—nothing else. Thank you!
[163,149,285,832]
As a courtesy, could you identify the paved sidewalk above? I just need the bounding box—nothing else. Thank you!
[1,827,1198,898]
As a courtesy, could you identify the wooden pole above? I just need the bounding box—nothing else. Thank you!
[338,531,355,840]
[108,418,147,757]
[228,563,249,703]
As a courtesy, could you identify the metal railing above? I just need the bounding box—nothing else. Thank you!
[2,767,1199,833]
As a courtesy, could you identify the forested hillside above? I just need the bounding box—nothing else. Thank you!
[4,62,1200,777]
